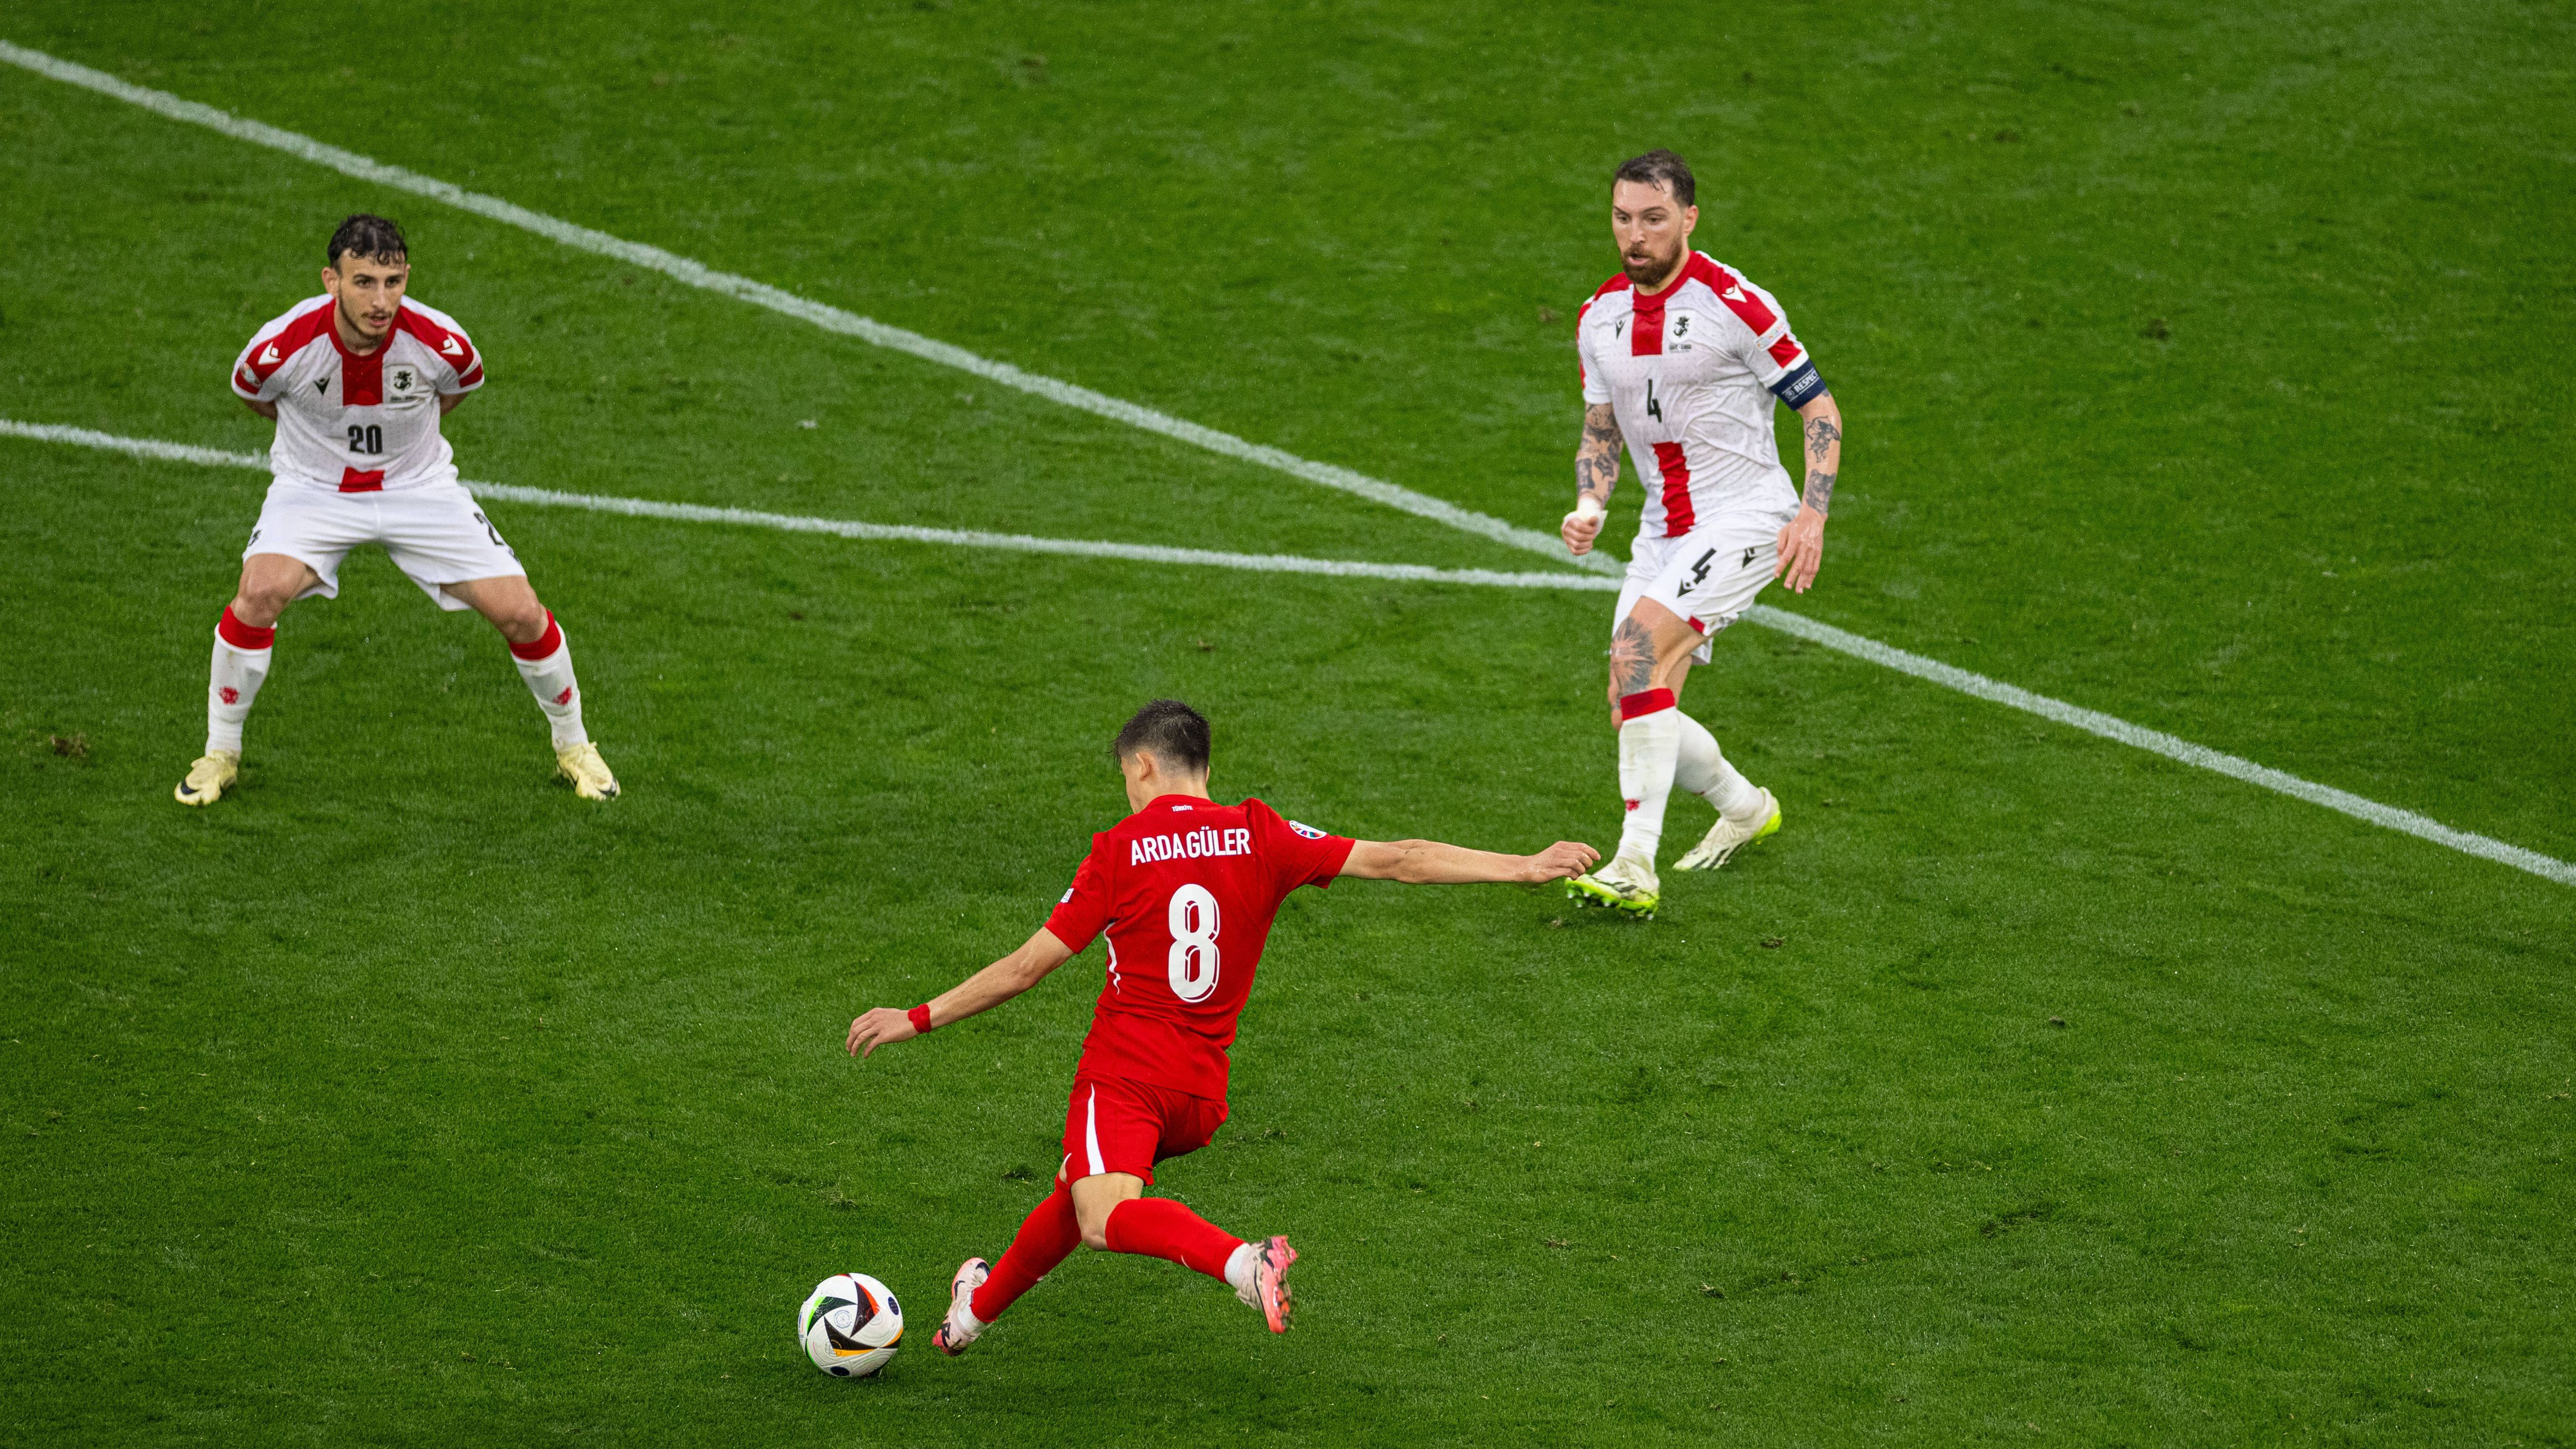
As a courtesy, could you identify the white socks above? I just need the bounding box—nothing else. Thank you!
[207,608,274,755]
[507,611,588,748]
[1225,1241,1260,1304]
[1614,690,1682,866]
[1674,711,1764,821]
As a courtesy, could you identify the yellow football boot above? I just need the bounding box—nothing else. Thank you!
[174,750,240,807]
[554,742,620,800]
[1565,850,1660,918]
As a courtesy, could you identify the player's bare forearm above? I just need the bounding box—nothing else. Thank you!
[845,927,1075,1057]
[1773,396,1840,593]
[239,397,279,421]
[1563,404,1622,555]
[439,392,467,416]
[1797,395,1840,517]
[1341,839,1600,885]
[1575,403,1622,509]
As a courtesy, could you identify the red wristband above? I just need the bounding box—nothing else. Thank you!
[907,1004,934,1034]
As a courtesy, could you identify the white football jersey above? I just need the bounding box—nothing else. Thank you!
[229,296,484,491]
[1576,252,1824,538]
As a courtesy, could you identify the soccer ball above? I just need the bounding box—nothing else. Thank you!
[799,1272,903,1377]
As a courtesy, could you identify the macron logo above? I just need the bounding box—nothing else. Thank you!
[258,344,280,365]
[440,336,465,357]
[1131,826,1251,866]
[1722,286,1745,302]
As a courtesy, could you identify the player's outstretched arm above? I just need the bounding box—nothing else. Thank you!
[1563,403,1623,556]
[1340,838,1600,885]
[845,927,1076,1058]
[1774,394,1841,593]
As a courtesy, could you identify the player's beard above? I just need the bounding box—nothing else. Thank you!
[1622,238,1686,289]
[338,297,393,343]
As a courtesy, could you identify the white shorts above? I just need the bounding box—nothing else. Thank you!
[243,479,524,612]
[1614,509,1792,665]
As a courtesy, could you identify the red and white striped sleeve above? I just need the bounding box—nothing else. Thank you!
[394,300,485,395]
[230,310,302,402]
[1710,267,1828,410]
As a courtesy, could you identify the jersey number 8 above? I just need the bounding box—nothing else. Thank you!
[1166,884,1221,1003]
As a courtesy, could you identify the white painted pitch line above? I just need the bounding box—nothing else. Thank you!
[9,417,2570,890]
[1746,607,2576,888]
[4,44,2563,892]
[0,39,1601,576]
[0,419,1613,593]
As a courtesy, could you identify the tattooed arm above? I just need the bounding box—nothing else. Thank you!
[1563,403,1623,556]
[1773,394,1842,593]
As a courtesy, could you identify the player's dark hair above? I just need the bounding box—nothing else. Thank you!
[327,214,409,269]
[1114,700,1212,774]
[1613,149,1696,207]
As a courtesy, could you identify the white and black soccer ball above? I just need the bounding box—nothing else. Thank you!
[799,1272,903,1377]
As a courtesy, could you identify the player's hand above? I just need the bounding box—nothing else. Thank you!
[1773,505,1826,593]
[846,1008,919,1058]
[1562,505,1605,556]
[1520,841,1602,882]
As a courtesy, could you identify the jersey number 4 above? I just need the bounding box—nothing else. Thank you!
[1166,884,1222,1003]
[1645,378,1664,422]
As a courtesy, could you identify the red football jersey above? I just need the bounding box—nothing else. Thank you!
[1044,795,1356,1101]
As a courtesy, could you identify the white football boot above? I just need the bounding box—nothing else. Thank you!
[1566,849,1660,918]
[1674,789,1782,872]
[932,1256,991,1356]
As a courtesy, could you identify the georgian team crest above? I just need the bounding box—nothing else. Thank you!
[1288,821,1327,840]
[387,364,424,398]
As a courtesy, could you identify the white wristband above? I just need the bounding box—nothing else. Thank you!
[1569,498,1606,523]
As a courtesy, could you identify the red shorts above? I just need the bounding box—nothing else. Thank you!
[1060,1075,1228,1186]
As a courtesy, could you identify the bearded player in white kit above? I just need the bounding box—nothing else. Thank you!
[175,215,617,805]
[1561,151,1843,917]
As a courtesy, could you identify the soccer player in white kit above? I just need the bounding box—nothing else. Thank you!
[175,214,619,805]
[1559,151,1843,916]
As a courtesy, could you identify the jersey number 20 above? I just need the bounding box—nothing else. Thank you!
[1166,884,1221,1003]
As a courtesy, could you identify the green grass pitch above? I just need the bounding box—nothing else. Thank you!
[4,2,2572,1444]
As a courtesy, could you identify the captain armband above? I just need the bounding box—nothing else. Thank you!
[1768,360,1829,408]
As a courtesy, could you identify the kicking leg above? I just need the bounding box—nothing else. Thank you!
[938,1165,1084,1355]
[180,554,313,806]
[447,575,618,799]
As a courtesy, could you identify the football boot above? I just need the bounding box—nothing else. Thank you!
[1674,789,1781,871]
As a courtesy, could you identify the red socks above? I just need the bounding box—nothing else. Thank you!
[969,1180,1081,1323]
[1103,1197,1244,1281]
[968,1185,1247,1325]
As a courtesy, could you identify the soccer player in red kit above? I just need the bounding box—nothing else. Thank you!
[845,701,1597,1349]
[176,213,617,806]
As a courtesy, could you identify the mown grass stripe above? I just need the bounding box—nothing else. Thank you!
[8,415,2569,890]
[0,419,1614,592]
[0,38,1596,573]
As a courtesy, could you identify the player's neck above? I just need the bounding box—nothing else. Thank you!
[1127,777,1215,813]
[1634,251,1691,298]
[332,302,388,356]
